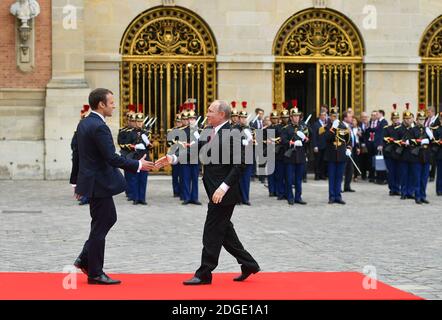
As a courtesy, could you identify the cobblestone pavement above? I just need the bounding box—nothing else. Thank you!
[0,177,441,299]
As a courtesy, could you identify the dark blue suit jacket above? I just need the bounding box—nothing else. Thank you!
[374,118,388,148]
[70,112,140,198]
[311,119,327,150]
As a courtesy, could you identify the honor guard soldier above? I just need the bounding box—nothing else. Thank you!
[324,105,352,205]
[230,101,241,128]
[276,102,290,200]
[396,103,415,200]
[410,104,433,204]
[238,101,254,205]
[383,104,402,196]
[167,112,183,198]
[128,106,151,205]
[432,112,442,196]
[118,104,137,201]
[181,102,202,205]
[266,103,281,197]
[281,101,309,205]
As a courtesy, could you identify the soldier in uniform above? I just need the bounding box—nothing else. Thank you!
[129,106,151,205]
[167,112,183,198]
[181,102,202,205]
[117,104,137,201]
[276,102,290,200]
[382,104,402,196]
[281,105,309,205]
[311,110,328,180]
[410,105,433,204]
[324,107,352,205]
[433,112,442,196]
[230,101,240,127]
[266,103,280,197]
[238,101,254,205]
[396,105,415,200]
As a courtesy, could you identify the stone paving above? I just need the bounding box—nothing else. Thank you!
[0,177,441,299]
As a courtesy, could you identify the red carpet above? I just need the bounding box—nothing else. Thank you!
[0,272,422,300]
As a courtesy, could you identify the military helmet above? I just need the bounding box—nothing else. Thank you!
[135,104,145,122]
[126,104,136,119]
[417,103,427,120]
[391,103,400,120]
[231,101,239,117]
[289,99,301,116]
[403,103,414,119]
[239,101,248,118]
[280,102,290,118]
[80,104,90,119]
[270,103,279,119]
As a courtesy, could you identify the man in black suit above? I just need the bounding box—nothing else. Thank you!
[157,100,260,285]
[311,111,328,180]
[71,88,155,285]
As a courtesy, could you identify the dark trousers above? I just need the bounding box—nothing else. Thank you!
[133,171,148,202]
[268,166,276,195]
[240,164,253,203]
[195,203,259,281]
[328,161,346,202]
[385,157,401,193]
[344,158,354,190]
[314,149,327,179]
[125,171,135,200]
[181,164,199,202]
[285,163,305,202]
[413,162,430,201]
[274,160,285,197]
[172,164,181,196]
[399,161,414,197]
[77,197,117,278]
[437,160,442,193]
[359,152,371,179]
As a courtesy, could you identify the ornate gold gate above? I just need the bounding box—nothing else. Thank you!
[273,8,364,117]
[120,6,217,162]
[419,15,442,112]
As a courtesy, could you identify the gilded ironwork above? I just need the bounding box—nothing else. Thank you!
[419,15,442,111]
[119,6,217,172]
[273,8,364,116]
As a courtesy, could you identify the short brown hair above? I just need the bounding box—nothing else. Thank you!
[89,88,113,110]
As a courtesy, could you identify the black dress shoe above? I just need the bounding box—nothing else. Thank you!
[74,258,88,275]
[277,196,286,200]
[295,200,307,205]
[183,276,211,285]
[437,192,442,196]
[173,194,180,198]
[288,200,295,205]
[415,199,423,204]
[138,201,147,205]
[233,268,260,282]
[335,199,346,205]
[328,200,334,204]
[88,274,121,285]
[133,201,138,205]
[191,200,202,205]
[344,189,355,193]
[407,196,415,200]
[242,201,251,206]
[422,199,430,204]
[400,195,407,200]
[269,193,276,197]
[182,201,190,205]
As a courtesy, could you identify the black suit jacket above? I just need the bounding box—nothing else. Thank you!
[201,122,245,206]
[70,112,140,198]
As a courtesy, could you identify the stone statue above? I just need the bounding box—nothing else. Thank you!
[10,0,40,28]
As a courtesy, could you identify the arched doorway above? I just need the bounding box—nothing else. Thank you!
[273,8,364,119]
[419,15,442,112]
[120,6,217,161]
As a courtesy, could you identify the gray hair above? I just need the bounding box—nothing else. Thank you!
[215,100,231,119]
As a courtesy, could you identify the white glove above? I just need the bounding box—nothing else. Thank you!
[425,127,434,140]
[244,129,253,141]
[405,140,410,146]
[332,119,340,129]
[141,134,150,146]
[345,148,352,157]
[193,131,200,140]
[135,143,146,150]
[242,139,249,146]
[313,147,319,153]
[294,140,303,147]
[421,138,429,145]
[296,131,306,140]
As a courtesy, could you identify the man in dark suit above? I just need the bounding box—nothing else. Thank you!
[71,88,155,285]
[311,111,328,180]
[157,100,260,285]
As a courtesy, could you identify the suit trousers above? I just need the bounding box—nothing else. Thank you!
[344,158,354,190]
[78,197,117,278]
[195,203,259,281]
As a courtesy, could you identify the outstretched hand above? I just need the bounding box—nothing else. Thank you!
[140,154,156,171]
[155,155,173,169]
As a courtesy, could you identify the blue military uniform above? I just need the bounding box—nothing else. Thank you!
[281,106,309,205]
[324,107,351,204]
[395,110,415,200]
[167,114,183,198]
[266,104,280,197]
[117,116,136,201]
[238,103,254,205]
[382,105,401,196]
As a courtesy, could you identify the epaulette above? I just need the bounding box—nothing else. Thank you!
[180,125,188,130]
[383,125,389,129]
[394,125,401,129]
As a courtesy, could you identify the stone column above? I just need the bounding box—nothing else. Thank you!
[44,0,90,179]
